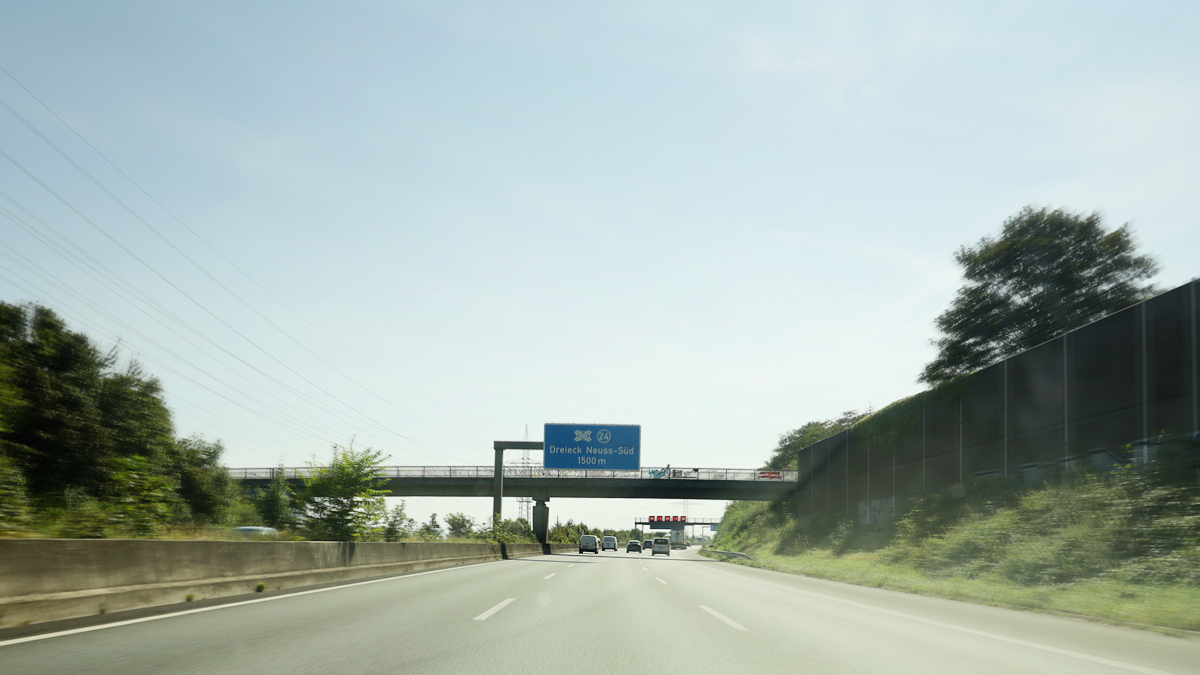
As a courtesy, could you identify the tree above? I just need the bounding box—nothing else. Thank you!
[0,451,32,536]
[255,465,296,529]
[418,513,442,540]
[1,304,111,497]
[171,435,235,524]
[106,455,177,538]
[549,518,595,543]
[382,502,410,542]
[764,410,866,469]
[97,360,176,469]
[0,333,25,439]
[0,302,257,534]
[299,443,390,541]
[920,206,1158,385]
[443,512,476,539]
[0,304,179,501]
[479,514,532,543]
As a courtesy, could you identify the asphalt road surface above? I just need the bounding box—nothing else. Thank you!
[2,547,1197,675]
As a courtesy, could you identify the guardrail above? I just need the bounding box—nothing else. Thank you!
[703,548,755,561]
[228,466,799,482]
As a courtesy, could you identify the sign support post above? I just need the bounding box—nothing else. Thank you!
[492,441,543,520]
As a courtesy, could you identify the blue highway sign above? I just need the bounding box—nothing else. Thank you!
[544,423,640,470]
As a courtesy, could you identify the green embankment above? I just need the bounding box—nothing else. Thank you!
[710,442,1200,632]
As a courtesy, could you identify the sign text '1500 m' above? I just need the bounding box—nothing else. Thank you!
[543,423,640,471]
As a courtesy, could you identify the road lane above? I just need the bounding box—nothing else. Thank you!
[651,548,1200,675]
[1,547,1196,675]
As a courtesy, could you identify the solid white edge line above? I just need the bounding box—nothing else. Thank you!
[700,605,748,631]
[0,559,512,648]
[698,565,1180,675]
[655,577,668,585]
[472,598,516,621]
[543,573,556,580]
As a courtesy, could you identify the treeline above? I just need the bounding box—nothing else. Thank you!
[0,303,253,537]
[0,303,530,543]
[251,446,542,543]
[547,520,645,544]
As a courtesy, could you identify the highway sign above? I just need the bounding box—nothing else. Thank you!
[544,423,640,470]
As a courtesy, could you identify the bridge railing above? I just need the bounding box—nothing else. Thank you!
[228,466,798,482]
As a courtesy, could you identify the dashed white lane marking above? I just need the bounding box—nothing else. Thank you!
[655,577,668,585]
[473,598,516,621]
[698,566,1178,674]
[700,605,748,631]
[543,573,556,580]
[567,564,576,568]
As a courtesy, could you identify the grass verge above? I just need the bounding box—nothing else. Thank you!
[709,439,1200,634]
[702,547,1200,633]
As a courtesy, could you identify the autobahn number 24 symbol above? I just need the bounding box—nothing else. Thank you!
[596,429,611,443]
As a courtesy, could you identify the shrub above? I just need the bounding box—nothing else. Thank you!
[0,453,32,536]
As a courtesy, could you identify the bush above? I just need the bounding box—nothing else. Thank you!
[718,437,1200,590]
[0,452,31,536]
[107,456,178,538]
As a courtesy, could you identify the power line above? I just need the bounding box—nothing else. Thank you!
[0,259,337,455]
[0,169,458,464]
[0,67,491,444]
[0,207,365,447]
[0,274,312,464]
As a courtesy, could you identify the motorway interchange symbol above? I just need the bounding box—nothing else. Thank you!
[573,429,611,443]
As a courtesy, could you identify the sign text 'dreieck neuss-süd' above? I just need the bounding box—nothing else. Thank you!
[543,423,640,470]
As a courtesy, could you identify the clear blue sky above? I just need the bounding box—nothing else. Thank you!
[1,1,1197,529]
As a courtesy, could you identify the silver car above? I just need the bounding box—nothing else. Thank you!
[579,534,600,554]
[651,537,670,556]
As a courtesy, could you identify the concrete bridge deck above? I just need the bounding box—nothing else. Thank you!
[231,466,799,501]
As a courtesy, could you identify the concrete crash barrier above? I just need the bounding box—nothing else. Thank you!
[0,539,576,627]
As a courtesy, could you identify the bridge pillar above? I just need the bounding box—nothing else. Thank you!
[533,500,549,544]
[493,448,504,520]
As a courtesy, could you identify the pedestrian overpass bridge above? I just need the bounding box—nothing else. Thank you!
[231,463,796,543]
[231,465,798,501]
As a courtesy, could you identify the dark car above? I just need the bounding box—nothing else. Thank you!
[626,540,641,552]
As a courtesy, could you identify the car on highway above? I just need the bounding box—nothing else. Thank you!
[602,535,618,551]
[626,540,641,552]
[642,539,653,552]
[579,534,600,554]
[651,537,670,556]
[232,526,279,539]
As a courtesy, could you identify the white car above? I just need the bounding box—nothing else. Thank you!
[579,535,600,554]
[602,536,618,551]
[651,537,670,556]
